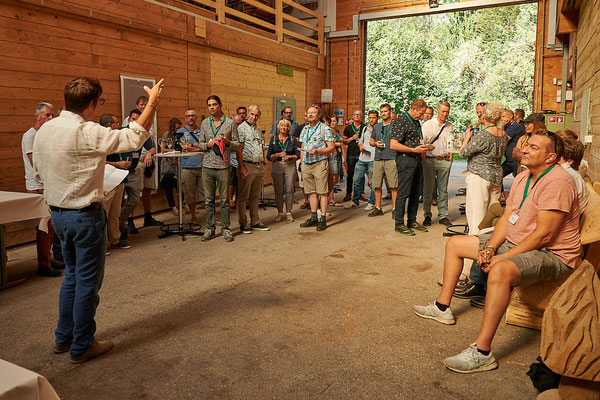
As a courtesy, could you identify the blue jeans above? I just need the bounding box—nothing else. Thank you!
[52,231,62,256]
[352,160,375,204]
[51,206,107,358]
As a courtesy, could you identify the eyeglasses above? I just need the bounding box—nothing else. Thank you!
[535,130,559,154]
[543,130,559,153]
[185,115,197,118]
[98,98,106,106]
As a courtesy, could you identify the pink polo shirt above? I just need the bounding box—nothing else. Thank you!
[505,165,581,268]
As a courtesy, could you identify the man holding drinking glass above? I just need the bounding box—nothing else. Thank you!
[177,108,205,224]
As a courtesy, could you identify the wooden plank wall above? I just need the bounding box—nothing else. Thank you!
[532,0,569,113]
[571,0,600,181]
[0,0,324,246]
[329,37,362,124]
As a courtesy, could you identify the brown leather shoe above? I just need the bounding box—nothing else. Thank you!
[53,343,69,354]
[70,340,114,364]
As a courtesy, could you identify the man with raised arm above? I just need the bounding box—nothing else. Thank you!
[34,77,164,363]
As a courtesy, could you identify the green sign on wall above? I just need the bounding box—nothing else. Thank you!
[277,66,294,76]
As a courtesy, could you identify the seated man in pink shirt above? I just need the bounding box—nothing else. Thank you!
[414,130,581,373]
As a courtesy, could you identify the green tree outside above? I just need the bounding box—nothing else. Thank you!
[365,4,537,132]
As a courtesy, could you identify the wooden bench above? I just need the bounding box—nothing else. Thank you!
[505,182,600,330]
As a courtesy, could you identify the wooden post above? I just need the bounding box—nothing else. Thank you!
[216,0,225,24]
[276,0,283,43]
[318,14,324,54]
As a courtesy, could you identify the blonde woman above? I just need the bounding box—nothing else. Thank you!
[267,119,300,221]
[459,102,508,235]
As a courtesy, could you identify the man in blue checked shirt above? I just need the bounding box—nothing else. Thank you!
[299,105,336,231]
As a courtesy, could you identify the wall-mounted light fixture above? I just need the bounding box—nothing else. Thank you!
[429,0,439,8]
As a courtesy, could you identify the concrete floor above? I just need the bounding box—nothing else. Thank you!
[0,162,540,399]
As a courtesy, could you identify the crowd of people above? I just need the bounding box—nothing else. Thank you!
[23,77,588,372]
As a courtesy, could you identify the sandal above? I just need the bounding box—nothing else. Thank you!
[331,202,343,207]
[300,202,309,209]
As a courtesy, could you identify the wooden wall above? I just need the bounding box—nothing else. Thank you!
[210,51,307,127]
[571,0,600,180]
[532,0,571,113]
[0,0,324,245]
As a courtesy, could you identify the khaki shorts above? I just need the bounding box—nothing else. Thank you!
[302,159,329,194]
[182,167,204,204]
[477,234,571,287]
[135,161,156,189]
[372,159,398,188]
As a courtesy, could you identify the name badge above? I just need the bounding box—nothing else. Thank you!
[508,212,519,225]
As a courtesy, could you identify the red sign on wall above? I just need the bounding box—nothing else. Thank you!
[548,116,564,123]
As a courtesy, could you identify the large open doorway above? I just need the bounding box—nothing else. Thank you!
[365,3,538,130]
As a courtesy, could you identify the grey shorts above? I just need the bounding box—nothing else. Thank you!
[477,234,571,287]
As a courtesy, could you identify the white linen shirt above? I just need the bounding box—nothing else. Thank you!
[21,127,43,190]
[359,125,376,162]
[33,110,149,208]
[561,162,589,215]
[422,118,454,157]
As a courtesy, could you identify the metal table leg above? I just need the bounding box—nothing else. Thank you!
[158,156,202,240]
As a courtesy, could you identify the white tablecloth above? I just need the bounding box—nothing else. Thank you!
[0,359,59,400]
[0,191,50,232]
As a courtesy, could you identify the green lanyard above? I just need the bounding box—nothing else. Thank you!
[306,122,321,143]
[210,116,226,137]
[403,111,422,138]
[484,125,496,130]
[518,164,556,209]
[381,122,391,140]
[351,124,362,136]
[278,136,290,152]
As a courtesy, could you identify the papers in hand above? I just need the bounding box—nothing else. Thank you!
[104,164,128,194]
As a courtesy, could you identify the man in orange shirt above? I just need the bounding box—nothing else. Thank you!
[414,130,580,373]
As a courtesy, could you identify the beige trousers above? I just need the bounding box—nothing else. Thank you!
[103,183,125,246]
[465,172,500,235]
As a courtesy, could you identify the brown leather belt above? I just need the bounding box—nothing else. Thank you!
[50,202,102,212]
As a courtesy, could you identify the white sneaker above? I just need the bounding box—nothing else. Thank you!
[444,343,498,373]
[286,213,294,222]
[317,209,322,218]
[413,301,455,325]
[364,203,375,211]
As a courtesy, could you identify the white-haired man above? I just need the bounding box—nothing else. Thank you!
[237,105,269,233]
[21,102,62,277]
